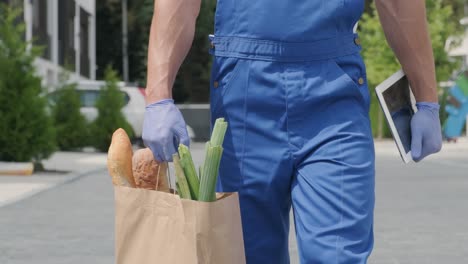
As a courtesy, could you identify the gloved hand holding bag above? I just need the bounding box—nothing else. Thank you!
[142,99,190,162]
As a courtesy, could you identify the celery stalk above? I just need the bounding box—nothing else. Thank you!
[200,141,210,180]
[199,118,228,202]
[178,144,200,200]
[199,146,223,202]
[199,166,203,182]
[173,153,191,199]
[210,118,228,146]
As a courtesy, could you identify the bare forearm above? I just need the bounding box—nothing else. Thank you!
[376,0,437,102]
[145,0,201,104]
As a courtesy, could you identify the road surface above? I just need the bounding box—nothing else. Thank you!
[1,141,467,263]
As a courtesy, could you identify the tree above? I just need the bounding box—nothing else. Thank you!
[96,0,155,83]
[173,0,217,103]
[96,0,122,80]
[52,73,89,150]
[91,66,134,152]
[0,4,55,162]
[96,0,217,103]
[360,0,463,138]
[129,0,153,84]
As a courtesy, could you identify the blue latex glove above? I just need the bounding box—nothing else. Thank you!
[410,102,443,162]
[142,99,190,162]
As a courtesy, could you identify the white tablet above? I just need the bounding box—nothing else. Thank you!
[375,69,417,163]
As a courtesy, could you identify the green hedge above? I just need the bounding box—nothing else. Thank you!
[52,76,89,150]
[91,66,134,152]
[0,5,55,162]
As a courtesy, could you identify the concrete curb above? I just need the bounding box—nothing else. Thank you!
[0,166,107,208]
[0,162,34,176]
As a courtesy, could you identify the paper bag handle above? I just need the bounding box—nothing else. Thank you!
[155,162,176,194]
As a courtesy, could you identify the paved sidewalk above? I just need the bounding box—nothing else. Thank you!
[0,151,107,208]
[0,168,113,264]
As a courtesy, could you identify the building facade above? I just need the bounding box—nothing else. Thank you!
[2,0,96,88]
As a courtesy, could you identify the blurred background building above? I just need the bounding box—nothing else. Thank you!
[1,0,96,88]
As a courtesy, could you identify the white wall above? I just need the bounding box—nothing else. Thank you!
[75,0,95,14]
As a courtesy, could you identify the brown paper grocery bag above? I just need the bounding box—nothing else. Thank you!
[114,186,246,264]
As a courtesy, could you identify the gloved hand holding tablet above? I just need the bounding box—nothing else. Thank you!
[376,69,442,163]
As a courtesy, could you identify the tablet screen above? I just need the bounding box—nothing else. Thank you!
[382,76,414,153]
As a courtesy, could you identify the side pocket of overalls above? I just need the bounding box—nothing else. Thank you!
[331,53,370,112]
[210,56,243,115]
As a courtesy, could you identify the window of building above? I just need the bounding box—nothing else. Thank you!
[58,0,75,70]
[32,0,50,59]
[80,8,90,78]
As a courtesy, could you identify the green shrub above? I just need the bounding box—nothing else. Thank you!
[52,75,89,150]
[91,66,133,151]
[0,4,55,162]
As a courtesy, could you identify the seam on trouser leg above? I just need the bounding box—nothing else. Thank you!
[323,69,345,264]
[336,135,345,264]
[239,61,249,188]
[281,64,295,160]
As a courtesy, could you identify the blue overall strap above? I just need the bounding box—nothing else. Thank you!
[209,34,361,62]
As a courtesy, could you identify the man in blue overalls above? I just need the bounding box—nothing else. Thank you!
[143,0,442,263]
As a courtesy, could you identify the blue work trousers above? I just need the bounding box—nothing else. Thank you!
[209,35,375,263]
